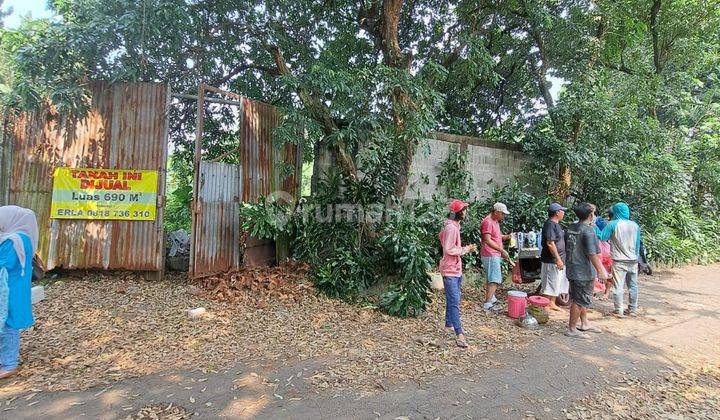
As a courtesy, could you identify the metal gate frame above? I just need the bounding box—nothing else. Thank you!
[188,84,302,278]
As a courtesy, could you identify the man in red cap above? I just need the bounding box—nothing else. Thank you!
[439,199,477,348]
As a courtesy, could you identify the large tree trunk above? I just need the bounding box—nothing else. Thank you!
[268,45,357,193]
[553,118,582,203]
[379,0,418,199]
[310,139,333,193]
[555,165,572,203]
[392,137,416,199]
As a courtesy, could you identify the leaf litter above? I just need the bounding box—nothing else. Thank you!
[0,264,538,395]
[125,403,192,420]
[564,364,720,419]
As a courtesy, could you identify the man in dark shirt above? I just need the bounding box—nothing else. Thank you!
[564,203,610,339]
[540,202,568,311]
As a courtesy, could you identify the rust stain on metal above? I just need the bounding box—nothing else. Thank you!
[191,90,300,277]
[239,97,298,202]
[4,82,170,271]
[192,161,241,277]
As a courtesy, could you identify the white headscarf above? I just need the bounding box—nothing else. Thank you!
[0,206,39,270]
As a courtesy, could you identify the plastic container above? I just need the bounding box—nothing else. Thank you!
[527,295,550,307]
[527,295,550,324]
[528,305,549,324]
[593,279,606,293]
[507,291,528,319]
[31,285,46,304]
[527,230,537,249]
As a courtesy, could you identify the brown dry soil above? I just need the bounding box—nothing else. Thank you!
[1,264,719,419]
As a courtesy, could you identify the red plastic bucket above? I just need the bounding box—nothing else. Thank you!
[507,291,528,319]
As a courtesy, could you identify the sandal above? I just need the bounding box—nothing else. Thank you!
[0,369,18,380]
[456,338,469,348]
[577,326,603,333]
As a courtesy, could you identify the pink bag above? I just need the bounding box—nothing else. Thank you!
[599,241,613,272]
[593,278,606,293]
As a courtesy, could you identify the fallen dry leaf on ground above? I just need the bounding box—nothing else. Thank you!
[564,364,720,419]
[0,269,542,395]
[125,403,193,420]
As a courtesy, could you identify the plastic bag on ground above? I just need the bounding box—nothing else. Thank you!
[168,229,191,257]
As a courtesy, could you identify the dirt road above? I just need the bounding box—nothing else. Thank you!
[2,264,719,419]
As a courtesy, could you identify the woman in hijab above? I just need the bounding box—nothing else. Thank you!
[0,205,38,379]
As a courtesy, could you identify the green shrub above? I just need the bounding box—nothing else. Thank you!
[378,203,435,317]
[238,170,720,318]
[164,184,192,232]
[239,198,294,241]
[313,246,379,299]
[436,144,473,200]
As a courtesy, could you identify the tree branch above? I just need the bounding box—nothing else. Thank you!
[358,0,383,49]
[269,45,357,180]
[599,61,636,75]
[528,27,555,110]
[650,0,663,74]
[380,0,406,68]
[214,62,280,87]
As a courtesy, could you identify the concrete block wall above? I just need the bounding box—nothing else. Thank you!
[406,133,530,201]
[313,132,529,201]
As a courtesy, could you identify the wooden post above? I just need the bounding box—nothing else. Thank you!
[189,84,206,278]
[153,84,173,281]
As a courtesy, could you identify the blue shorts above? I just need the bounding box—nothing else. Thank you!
[481,256,503,284]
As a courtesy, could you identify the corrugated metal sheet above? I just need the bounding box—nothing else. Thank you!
[4,82,170,271]
[239,98,299,202]
[0,112,11,204]
[191,94,301,277]
[191,161,242,277]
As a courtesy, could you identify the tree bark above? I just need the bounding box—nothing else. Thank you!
[359,0,416,198]
[378,0,418,199]
[552,21,607,203]
[311,138,333,193]
[553,118,581,202]
[650,0,664,74]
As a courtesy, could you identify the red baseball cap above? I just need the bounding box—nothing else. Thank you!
[448,199,469,213]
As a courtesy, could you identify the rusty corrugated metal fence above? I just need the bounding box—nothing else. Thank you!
[1,82,170,272]
[240,98,299,201]
[192,161,242,276]
[191,88,302,278]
